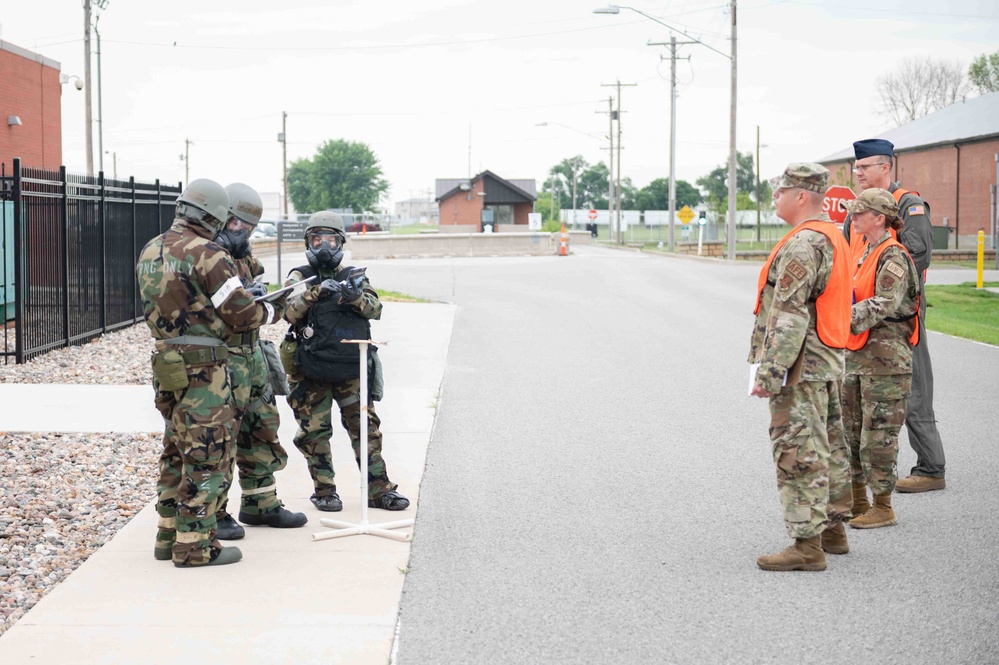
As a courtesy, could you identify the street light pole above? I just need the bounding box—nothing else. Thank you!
[594,3,737,257]
[727,0,738,260]
[95,12,104,174]
[281,111,288,219]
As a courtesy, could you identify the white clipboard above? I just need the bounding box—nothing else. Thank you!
[254,276,316,302]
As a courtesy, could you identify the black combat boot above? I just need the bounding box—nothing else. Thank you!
[369,490,410,511]
[311,492,343,512]
[216,514,245,540]
[239,506,308,528]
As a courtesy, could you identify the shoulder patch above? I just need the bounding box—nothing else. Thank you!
[879,274,897,291]
[885,261,905,279]
[907,205,925,216]
[785,260,807,281]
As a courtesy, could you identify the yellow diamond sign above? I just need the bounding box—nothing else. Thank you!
[677,205,695,224]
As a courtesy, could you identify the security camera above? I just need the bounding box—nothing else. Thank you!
[74,79,84,91]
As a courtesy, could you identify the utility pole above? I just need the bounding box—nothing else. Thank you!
[726,0,738,260]
[649,36,693,252]
[83,0,94,175]
[602,80,637,245]
[598,96,615,241]
[281,111,288,218]
[183,138,192,187]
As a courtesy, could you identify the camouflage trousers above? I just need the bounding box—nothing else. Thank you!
[153,362,235,566]
[768,380,852,540]
[287,377,397,500]
[217,347,289,518]
[842,373,911,496]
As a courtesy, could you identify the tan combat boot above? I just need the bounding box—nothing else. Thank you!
[757,536,827,571]
[849,492,897,529]
[896,475,945,493]
[852,481,871,517]
[821,522,849,555]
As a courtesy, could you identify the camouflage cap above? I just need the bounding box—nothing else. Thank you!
[769,162,829,194]
[841,188,900,225]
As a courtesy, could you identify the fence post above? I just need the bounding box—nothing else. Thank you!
[131,176,137,320]
[99,170,107,333]
[12,158,23,364]
[60,166,70,349]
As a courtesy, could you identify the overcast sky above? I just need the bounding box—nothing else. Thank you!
[3,0,998,211]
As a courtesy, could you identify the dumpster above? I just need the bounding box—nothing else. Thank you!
[931,225,950,250]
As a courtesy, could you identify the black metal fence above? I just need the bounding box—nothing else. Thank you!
[1,158,181,363]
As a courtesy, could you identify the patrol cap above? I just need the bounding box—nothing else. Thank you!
[853,139,894,161]
[841,188,902,228]
[769,162,829,194]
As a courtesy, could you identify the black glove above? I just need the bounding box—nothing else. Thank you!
[340,276,364,302]
[319,278,343,300]
[245,281,268,298]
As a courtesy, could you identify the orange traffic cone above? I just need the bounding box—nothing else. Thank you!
[559,223,568,257]
[362,223,367,235]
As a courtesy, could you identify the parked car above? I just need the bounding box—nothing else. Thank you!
[251,222,277,240]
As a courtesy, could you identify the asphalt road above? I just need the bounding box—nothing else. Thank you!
[262,246,999,664]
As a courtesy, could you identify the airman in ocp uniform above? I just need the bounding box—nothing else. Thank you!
[841,188,920,529]
[749,163,854,572]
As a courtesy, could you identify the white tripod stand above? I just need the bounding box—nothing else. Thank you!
[312,339,414,543]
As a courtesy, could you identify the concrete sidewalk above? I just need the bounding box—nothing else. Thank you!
[0,302,456,665]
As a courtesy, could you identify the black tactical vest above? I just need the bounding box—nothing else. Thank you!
[292,265,371,382]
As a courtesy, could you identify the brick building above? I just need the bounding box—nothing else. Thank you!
[436,171,536,233]
[819,92,999,249]
[1,40,63,172]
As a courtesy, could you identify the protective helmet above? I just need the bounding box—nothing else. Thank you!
[216,183,263,259]
[305,211,347,271]
[176,178,230,236]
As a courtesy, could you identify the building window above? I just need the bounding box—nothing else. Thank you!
[485,205,513,224]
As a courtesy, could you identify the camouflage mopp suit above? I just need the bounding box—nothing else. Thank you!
[137,212,284,567]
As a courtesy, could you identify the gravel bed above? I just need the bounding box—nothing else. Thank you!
[0,323,287,385]
[0,431,160,636]
[0,321,290,636]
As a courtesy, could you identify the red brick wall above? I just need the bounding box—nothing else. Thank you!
[956,140,999,238]
[0,45,63,172]
[438,179,484,231]
[512,202,532,225]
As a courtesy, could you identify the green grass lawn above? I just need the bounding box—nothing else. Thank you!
[924,281,999,346]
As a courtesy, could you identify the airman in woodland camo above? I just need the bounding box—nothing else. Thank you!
[749,163,853,572]
[136,178,286,568]
[282,211,409,513]
[841,189,920,530]
[212,183,307,541]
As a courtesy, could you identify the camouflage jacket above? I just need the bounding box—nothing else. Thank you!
[235,254,265,285]
[847,232,919,376]
[748,223,845,394]
[136,218,284,347]
[284,264,382,327]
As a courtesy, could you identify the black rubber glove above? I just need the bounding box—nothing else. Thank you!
[319,278,343,300]
[245,281,268,298]
[340,276,364,302]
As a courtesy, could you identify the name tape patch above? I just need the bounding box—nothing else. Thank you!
[885,261,905,279]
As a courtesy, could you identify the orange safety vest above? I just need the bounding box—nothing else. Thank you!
[847,237,920,350]
[848,188,915,262]
[755,220,853,349]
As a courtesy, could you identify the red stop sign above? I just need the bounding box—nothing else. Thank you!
[588,209,598,221]
[823,186,855,225]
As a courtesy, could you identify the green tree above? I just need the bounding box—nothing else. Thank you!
[969,51,999,94]
[695,151,762,201]
[287,139,389,213]
[534,191,561,225]
[542,158,611,209]
[633,177,703,211]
